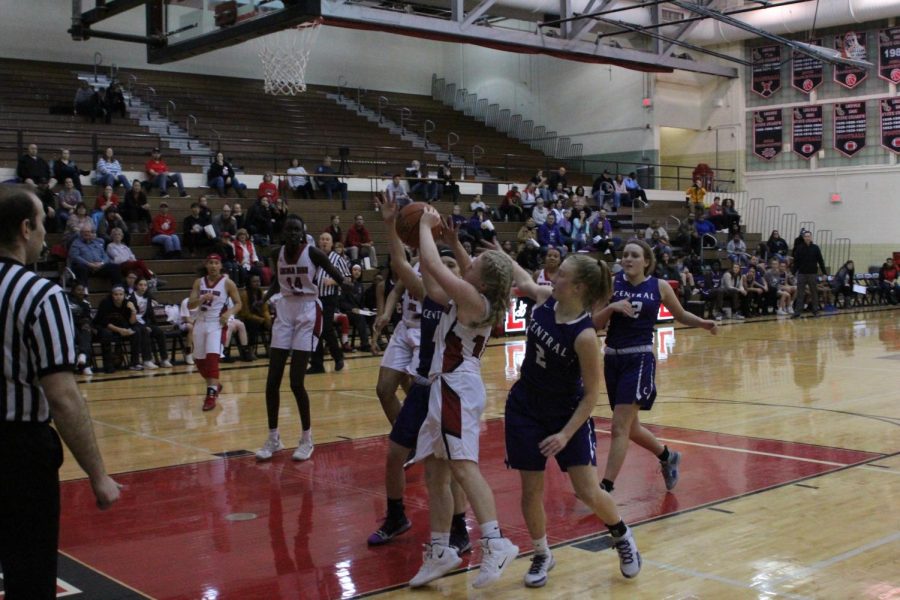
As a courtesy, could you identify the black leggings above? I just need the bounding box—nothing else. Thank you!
[265,349,311,431]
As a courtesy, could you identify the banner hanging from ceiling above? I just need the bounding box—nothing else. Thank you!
[878,27,900,84]
[833,31,868,89]
[834,101,867,157]
[792,105,823,160]
[792,39,824,94]
[881,98,900,153]
[753,109,783,160]
[751,45,782,98]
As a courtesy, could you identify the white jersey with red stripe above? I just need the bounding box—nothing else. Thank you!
[428,298,492,378]
[277,244,319,299]
[535,268,554,287]
[400,262,423,329]
[197,275,229,323]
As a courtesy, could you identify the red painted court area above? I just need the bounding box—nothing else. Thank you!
[58,420,880,599]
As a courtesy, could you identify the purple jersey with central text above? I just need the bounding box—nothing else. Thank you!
[511,296,594,418]
[415,296,445,379]
[606,272,661,348]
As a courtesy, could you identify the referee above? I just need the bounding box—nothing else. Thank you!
[308,231,350,374]
[0,189,120,599]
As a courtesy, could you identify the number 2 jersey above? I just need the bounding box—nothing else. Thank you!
[197,275,229,324]
[606,272,661,349]
[512,296,594,418]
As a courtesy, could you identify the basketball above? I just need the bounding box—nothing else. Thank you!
[396,202,441,248]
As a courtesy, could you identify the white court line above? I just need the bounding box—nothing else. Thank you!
[858,465,900,476]
[594,428,847,467]
[92,418,213,455]
[337,390,380,400]
[643,559,813,600]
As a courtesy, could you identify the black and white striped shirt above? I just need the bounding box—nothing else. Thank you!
[1,257,77,423]
[317,251,350,298]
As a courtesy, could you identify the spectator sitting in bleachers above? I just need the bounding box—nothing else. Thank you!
[470,193,487,213]
[97,205,129,246]
[286,158,314,199]
[530,196,548,226]
[685,178,707,210]
[501,240,517,262]
[183,202,214,256]
[722,197,741,233]
[778,260,798,313]
[644,219,667,242]
[270,198,288,239]
[569,186,588,212]
[764,258,791,315]
[530,169,550,201]
[432,163,460,203]
[624,172,649,207]
[93,285,143,372]
[231,202,245,230]
[94,147,130,189]
[547,166,570,196]
[694,213,717,253]
[590,209,618,255]
[714,262,746,320]
[345,213,377,267]
[106,227,156,282]
[245,197,273,245]
[16,143,56,205]
[570,207,591,252]
[727,232,748,265]
[831,260,855,308]
[129,277,171,369]
[231,228,263,286]
[257,172,278,202]
[340,263,377,353]
[499,185,525,222]
[449,204,468,232]
[92,185,119,227]
[650,230,673,262]
[591,170,614,210]
[315,156,348,201]
[404,160,425,199]
[537,212,563,250]
[68,225,123,290]
[150,202,182,258]
[212,204,238,238]
[122,179,151,233]
[52,149,89,194]
[550,182,569,205]
[547,197,563,223]
[816,274,835,310]
[74,79,105,122]
[557,207,574,250]
[879,257,899,304]
[145,148,188,199]
[324,214,342,246]
[67,282,94,375]
[56,177,82,227]
[207,152,247,198]
[754,242,770,263]
[766,229,789,259]
[238,274,272,359]
[384,174,411,208]
[655,251,680,284]
[612,174,629,208]
[516,217,541,270]
[466,207,496,245]
[103,81,127,121]
[707,196,726,230]
[64,202,93,247]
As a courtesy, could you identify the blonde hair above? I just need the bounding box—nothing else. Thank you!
[565,254,612,308]
[625,238,656,276]
[475,250,513,327]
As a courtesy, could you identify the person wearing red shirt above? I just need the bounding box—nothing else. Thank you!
[344,214,377,267]
[93,185,120,225]
[150,202,182,258]
[257,172,278,201]
[145,148,188,199]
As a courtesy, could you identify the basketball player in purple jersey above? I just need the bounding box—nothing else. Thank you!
[506,255,641,587]
[368,197,470,553]
[593,239,717,493]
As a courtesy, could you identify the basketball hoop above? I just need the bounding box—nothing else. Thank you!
[258,18,323,96]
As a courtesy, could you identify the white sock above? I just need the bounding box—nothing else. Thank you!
[532,536,550,556]
[431,532,450,548]
[269,428,279,438]
[301,429,312,443]
[480,520,501,540]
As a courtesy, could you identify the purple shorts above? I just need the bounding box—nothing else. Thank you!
[603,352,657,410]
[504,383,596,472]
[389,382,430,449]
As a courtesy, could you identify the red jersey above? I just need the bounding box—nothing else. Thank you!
[151,213,176,235]
[145,159,168,175]
[95,193,120,212]
[258,181,278,200]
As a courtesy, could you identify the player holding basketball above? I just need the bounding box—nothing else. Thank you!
[187,254,242,411]
[368,197,470,554]
[255,215,350,462]
[409,205,519,590]
[506,254,641,586]
[593,239,717,493]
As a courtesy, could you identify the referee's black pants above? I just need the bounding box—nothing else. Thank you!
[310,295,343,370]
[0,423,63,600]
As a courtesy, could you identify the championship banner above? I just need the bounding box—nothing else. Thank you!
[833,101,867,158]
[753,109,783,161]
[792,38,823,94]
[751,45,782,98]
[881,98,900,154]
[792,105,823,160]
[878,27,900,84]
[834,31,868,89]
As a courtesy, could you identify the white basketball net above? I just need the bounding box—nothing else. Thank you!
[258,18,323,96]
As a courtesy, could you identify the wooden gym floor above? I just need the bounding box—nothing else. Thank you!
[45,308,900,599]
